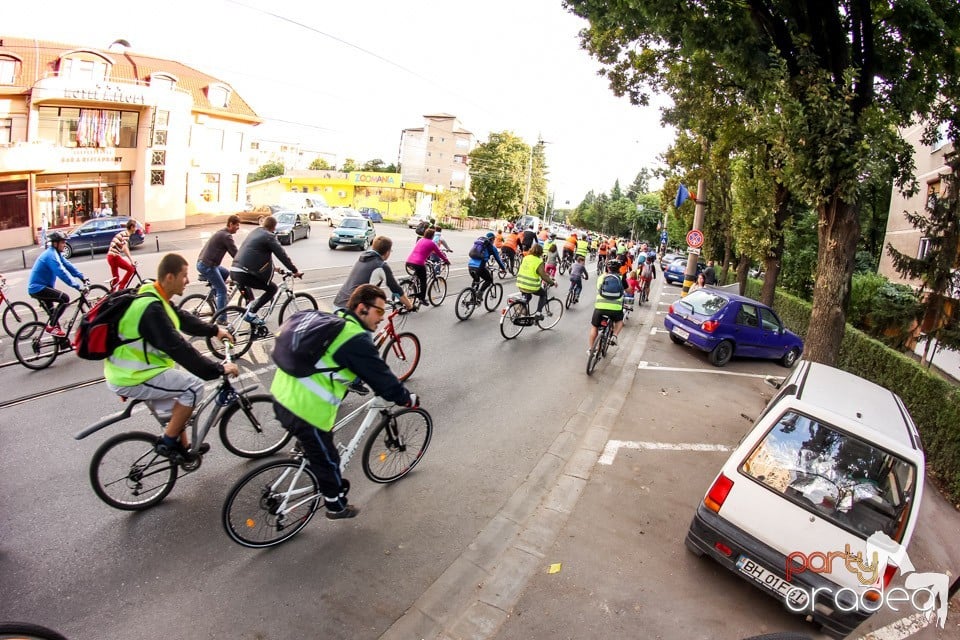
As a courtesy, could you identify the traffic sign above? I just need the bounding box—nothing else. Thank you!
[660,230,668,242]
[687,246,701,256]
[686,229,704,248]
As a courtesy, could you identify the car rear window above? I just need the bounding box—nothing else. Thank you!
[341,219,364,229]
[277,213,295,224]
[740,410,917,541]
[674,290,728,315]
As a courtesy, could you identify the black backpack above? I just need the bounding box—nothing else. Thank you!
[272,310,347,378]
[415,220,430,236]
[468,236,488,260]
[73,290,152,360]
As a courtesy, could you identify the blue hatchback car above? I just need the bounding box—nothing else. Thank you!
[62,216,145,259]
[664,258,705,285]
[663,288,803,367]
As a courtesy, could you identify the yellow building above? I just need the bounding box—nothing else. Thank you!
[0,37,261,249]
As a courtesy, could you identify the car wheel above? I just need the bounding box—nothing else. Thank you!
[328,242,337,250]
[305,226,311,238]
[61,242,74,259]
[781,348,800,368]
[709,340,734,367]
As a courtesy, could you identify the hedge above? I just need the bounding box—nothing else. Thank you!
[743,279,960,503]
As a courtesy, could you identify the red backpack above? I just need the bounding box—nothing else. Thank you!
[73,290,151,360]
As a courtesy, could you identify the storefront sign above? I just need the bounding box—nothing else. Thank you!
[352,172,400,184]
[65,83,148,105]
[59,148,123,164]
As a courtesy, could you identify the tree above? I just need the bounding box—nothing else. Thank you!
[339,158,357,173]
[247,161,284,183]
[308,158,332,170]
[468,131,531,219]
[565,0,960,365]
[359,158,397,172]
[626,169,651,202]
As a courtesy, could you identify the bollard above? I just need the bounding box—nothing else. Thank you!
[22,249,26,269]
[155,236,160,252]
[90,245,95,261]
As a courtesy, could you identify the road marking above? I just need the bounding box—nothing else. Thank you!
[855,610,936,640]
[637,362,783,380]
[598,440,733,465]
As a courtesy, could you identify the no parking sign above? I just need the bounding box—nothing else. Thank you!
[685,229,704,249]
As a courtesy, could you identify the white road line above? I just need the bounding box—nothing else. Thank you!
[856,610,936,640]
[637,362,782,380]
[598,440,733,465]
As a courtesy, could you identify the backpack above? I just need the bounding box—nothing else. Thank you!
[641,263,653,279]
[598,274,624,300]
[272,310,347,378]
[73,290,151,360]
[468,237,488,260]
[415,220,430,236]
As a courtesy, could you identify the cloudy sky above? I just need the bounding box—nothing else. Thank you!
[6,0,676,207]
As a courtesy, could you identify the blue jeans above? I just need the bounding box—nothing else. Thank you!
[196,261,229,311]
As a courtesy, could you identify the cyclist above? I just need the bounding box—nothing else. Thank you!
[104,253,239,461]
[197,214,241,312]
[230,216,303,324]
[562,232,578,265]
[597,237,608,271]
[638,254,655,300]
[568,254,588,303]
[589,259,626,354]
[405,228,449,307]
[468,231,507,296]
[516,243,557,319]
[544,242,560,278]
[27,230,87,337]
[271,284,418,520]
[106,219,138,291]
[520,224,537,253]
[501,227,520,273]
[575,235,590,262]
[334,235,414,310]
[432,225,453,253]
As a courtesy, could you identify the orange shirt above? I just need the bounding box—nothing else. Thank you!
[564,235,578,252]
[503,233,520,250]
[494,233,504,248]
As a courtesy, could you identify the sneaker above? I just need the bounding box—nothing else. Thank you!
[348,379,370,395]
[587,349,593,357]
[45,324,66,338]
[421,299,431,307]
[610,335,619,346]
[326,505,361,520]
[535,312,544,320]
[243,312,264,325]
[155,439,210,461]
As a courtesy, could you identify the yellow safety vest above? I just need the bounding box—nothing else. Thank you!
[595,274,624,312]
[516,255,544,293]
[103,283,180,387]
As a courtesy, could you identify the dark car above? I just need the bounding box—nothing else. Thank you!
[238,204,285,225]
[275,211,311,245]
[357,207,383,223]
[663,288,803,367]
[660,251,682,271]
[62,216,145,259]
[664,258,706,285]
[329,217,375,250]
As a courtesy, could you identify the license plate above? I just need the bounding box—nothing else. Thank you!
[736,555,808,608]
[672,327,690,340]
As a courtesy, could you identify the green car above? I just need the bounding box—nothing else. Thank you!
[329,217,375,250]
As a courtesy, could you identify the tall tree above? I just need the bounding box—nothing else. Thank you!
[248,161,284,183]
[626,169,651,202]
[360,159,386,172]
[339,158,357,173]
[468,132,530,219]
[308,158,332,170]
[565,0,960,365]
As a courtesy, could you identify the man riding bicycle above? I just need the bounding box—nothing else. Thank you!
[230,216,303,324]
[589,259,626,354]
[197,214,241,312]
[270,284,418,520]
[27,230,87,337]
[467,232,507,296]
[104,253,239,461]
[562,233,578,264]
[517,243,557,319]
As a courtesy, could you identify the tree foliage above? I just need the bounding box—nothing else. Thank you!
[339,158,358,173]
[359,158,398,173]
[468,132,545,220]
[247,161,284,183]
[308,158,332,170]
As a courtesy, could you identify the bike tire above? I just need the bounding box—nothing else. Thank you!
[219,393,292,458]
[382,332,421,382]
[454,288,477,320]
[2,301,37,338]
[279,292,318,325]
[362,407,433,483]
[222,459,321,548]
[0,621,69,640]
[207,305,253,359]
[536,298,563,330]
[483,282,503,311]
[600,327,612,358]
[427,277,447,305]
[565,289,575,310]
[89,431,178,510]
[177,293,215,321]
[86,284,110,304]
[586,348,599,376]
[13,322,61,370]
[500,301,526,340]
[558,260,569,276]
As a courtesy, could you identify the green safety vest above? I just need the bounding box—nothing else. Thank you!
[103,283,180,387]
[595,275,625,312]
[576,240,589,256]
[270,311,366,431]
[516,254,544,293]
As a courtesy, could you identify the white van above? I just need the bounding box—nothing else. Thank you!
[280,193,331,222]
[516,214,542,232]
[685,361,925,638]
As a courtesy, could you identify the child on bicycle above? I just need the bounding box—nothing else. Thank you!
[544,243,559,278]
[568,254,588,303]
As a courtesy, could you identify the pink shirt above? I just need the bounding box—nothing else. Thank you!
[406,238,449,266]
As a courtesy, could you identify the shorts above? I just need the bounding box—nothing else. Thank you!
[106,368,205,411]
[591,309,624,327]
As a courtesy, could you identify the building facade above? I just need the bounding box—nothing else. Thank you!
[247,171,417,218]
[0,36,261,250]
[399,113,474,194]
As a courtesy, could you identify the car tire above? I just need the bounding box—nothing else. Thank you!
[61,242,74,259]
[328,242,337,250]
[709,340,734,367]
[305,226,311,238]
[781,348,800,368]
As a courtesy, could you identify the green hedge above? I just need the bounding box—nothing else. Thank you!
[743,279,960,501]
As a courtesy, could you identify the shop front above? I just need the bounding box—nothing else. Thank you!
[34,171,132,229]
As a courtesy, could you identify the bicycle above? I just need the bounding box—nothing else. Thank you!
[558,253,573,276]
[207,269,318,359]
[499,283,563,340]
[0,276,38,338]
[178,275,250,321]
[455,275,504,320]
[426,248,451,279]
[597,254,607,274]
[401,260,447,307]
[374,300,421,381]
[0,622,68,640]
[565,280,584,310]
[12,284,110,370]
[74,347,291,510]
[222,392,432,548]
[586,313,615,376]
[108,263,151,293]
[486,254,510,280]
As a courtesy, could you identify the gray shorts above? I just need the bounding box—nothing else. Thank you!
[106,368,205,412]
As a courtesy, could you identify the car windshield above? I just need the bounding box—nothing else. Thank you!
[675,290,727,316]
[276,213,295,224]
[740,410,916,541]
[340,218,365,229]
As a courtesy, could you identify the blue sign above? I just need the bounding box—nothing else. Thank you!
[660,231,668,242]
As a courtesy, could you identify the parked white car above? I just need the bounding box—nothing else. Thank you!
[327,207,364,227]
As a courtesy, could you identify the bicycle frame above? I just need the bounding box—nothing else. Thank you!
[248,272,297,320]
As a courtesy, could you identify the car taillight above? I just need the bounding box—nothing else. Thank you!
[701,320,718,333]
[864,563,900,602]
[668,303,674,314]
[704,473,733,513]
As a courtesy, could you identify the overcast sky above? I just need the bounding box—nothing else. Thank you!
[6,0,676,207]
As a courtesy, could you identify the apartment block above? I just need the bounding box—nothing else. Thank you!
[399,113,474,193]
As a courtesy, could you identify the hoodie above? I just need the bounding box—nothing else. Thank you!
[333,249,404,308]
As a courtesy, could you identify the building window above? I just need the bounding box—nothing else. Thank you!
[151,170,165,186]
[60,57,109,82]
[150,74,177,90]
[227,131,243,153]
[203,128,224,151]
[0,180,29,230]
[932,122,950,152]
[0,118,11,144]
[202,173,220,201]
[231,174,240,202]
[206,85,231,108]
[37,106,138,148]
[250,141,260,150]
[0,58,17,85]
[429,136,434,142]
[151,150,166,165]
[155,110,170,128]
[918,237,931,260]
[456,138,469,148]
[927,180,942,210]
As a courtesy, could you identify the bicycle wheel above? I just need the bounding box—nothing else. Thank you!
[279,292,318,325]
[586,348,600,376]
[483,282,503,311]
[219,393,292,458]
[565,288,576,309]
[2,301,37,338]
[454,288,477,320]
[86,284,109,304]
[427,276,447,305]
[222,460,321,548]
[0,622,69,640]
[89,431,178,510]
[600,327,612,358]
[382,332,421,382]
[362,407,433,483]
[177,293,215,321]
[13,322,61,370]
[558,259,569,276]
[500,301,526,340]
[207,305,253,359]
[536,298,563,330]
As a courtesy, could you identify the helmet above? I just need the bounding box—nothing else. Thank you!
[47,231,67,244]
[606,259,621,273]
[647,251,656,259]
[486,231,495,240]
[636,255,646,265]
[571,233,578,239]
[549,233,557,240]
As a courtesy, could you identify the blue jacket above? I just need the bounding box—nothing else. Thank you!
[467,239,506,270]
[28,247,84,294]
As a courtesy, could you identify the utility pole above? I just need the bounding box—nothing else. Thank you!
[523,140,535,216]
[681,175,707,297]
